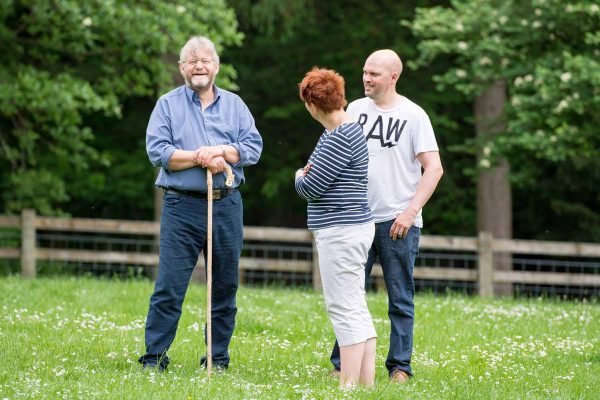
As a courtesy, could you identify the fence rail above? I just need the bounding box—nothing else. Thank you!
[1,210,600,297]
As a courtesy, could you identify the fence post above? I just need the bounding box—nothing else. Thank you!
[478,231,494,297]
[21,208,37,278]
[311,237,321,290]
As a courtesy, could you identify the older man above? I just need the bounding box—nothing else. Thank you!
[139,36,263,372]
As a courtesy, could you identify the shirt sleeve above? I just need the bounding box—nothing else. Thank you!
[146,98,176,170]
[229,99,263,167]
[412,111,439,156]
[295,130,352,200]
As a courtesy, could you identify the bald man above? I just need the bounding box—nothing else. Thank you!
[329,49,443,383]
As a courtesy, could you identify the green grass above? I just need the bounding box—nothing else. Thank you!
[0,277,598,399]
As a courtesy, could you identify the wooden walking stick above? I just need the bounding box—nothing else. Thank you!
[206,164,234,377]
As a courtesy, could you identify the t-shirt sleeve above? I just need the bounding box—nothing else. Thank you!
[412,112,439,156]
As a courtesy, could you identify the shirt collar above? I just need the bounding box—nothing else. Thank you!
[184,85,221,107]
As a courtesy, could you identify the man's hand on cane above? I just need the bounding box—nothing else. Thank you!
[206,156,227,174]
[195,145,226,168]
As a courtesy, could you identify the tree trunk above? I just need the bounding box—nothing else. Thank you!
[474,79,513,296]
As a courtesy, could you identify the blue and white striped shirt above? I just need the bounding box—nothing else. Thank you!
[295,122,373,230]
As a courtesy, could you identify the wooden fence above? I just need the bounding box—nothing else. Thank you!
[1,209,600,297]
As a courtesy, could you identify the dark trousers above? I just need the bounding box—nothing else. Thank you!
[138,190,243,369]
[330,221,420,376]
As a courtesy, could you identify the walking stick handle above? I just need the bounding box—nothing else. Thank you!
[223,164,234,187]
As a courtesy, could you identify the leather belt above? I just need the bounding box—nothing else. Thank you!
[161,187,236,200]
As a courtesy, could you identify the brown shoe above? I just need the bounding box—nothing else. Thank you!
[389,369,410,383]
[329,369,341,379]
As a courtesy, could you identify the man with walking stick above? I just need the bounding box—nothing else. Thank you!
[139,36,263,372]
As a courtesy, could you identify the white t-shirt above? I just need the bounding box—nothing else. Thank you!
[347,96,439,227]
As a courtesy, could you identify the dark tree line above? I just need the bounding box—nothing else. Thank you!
[1,0,598,243]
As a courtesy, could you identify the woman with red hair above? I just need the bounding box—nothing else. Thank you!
[295,67,376,388]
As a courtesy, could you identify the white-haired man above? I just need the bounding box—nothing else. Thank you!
[139,36,263,372]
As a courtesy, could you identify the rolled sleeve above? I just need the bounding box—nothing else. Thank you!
[232,101,263,167]
[146,99,176,170]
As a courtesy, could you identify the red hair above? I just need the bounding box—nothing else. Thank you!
[298,67,347,113]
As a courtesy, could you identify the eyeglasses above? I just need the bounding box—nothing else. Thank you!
[182,59,213,67]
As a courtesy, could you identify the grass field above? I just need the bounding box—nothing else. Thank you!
[0,276,598,399]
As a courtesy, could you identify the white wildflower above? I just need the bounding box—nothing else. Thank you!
[456,69,467,78]
[560,72,572,82]
[483,146,491,156]
[499,16,508,24]
[479,159,491,168]
[514,77,523,87]
[535,8,542,16]
[555,99,568,113]
[455,22,464,32]
[591,4,599,13]
[458,41,468,50]
[479,56,492,66]
[82,17,92,27]
[176,5,186,13]
[532,21,542,28]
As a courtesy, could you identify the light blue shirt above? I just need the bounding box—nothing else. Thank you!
[146,85,263,191]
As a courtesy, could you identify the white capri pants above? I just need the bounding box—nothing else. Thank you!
[313,222,377,346]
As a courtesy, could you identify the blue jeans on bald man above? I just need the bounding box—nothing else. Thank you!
[330,221,420,377]
[139,190,243,370]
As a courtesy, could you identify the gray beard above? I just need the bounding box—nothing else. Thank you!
[186,76,213,92]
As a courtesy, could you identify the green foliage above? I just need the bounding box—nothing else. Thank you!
[0,277,598,399]
[410,0,600,240]
[226,0,476,232]
[410,0,600,166]
[0,0,242,215]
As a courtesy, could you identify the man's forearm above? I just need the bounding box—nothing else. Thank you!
[167,149,198,171]
[406,167,443,216]
[221,144,240,164]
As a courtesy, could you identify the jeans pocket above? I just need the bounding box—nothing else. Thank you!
[226,191,242,205]
[163,192,182,206]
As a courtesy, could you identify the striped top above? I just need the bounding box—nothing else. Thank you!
[295,121,373,230]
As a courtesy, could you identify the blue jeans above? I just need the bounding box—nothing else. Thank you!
[138,190,243,370]
[330,221,420,376]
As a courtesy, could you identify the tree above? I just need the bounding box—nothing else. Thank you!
[410,0,600,243]
[226,0,477,231]
[0,0,242,215]
[409,0,600,293]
